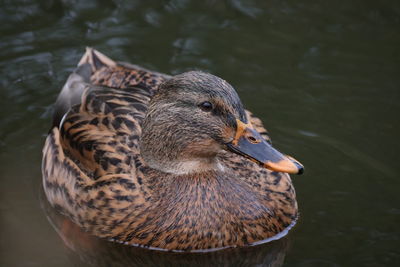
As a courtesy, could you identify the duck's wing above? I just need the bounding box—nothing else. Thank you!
[80,47,170,94]
[61,87,150,178]
[48,57,154,179]
[43,66,152,227]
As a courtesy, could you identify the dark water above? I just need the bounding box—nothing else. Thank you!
[1,0,399,266]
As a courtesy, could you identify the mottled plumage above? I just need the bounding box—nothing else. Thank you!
[42,48,302,252]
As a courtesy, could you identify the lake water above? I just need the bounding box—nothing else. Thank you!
[1,0,399,266]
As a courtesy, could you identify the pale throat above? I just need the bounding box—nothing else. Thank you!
[156,157,225,175]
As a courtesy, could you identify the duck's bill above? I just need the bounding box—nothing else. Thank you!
[226,120,304,175]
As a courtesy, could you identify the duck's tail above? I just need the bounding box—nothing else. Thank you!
[78,47,117,72]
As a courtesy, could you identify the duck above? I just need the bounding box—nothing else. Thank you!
[42,48,304,252]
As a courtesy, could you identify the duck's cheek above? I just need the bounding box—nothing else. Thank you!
[182,138,221,158]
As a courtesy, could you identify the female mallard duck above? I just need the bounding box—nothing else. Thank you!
[42,48,303,252]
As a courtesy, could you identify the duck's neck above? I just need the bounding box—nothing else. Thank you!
[147,157,225,175]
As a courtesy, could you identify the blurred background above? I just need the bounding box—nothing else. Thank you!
[0,0,399,266]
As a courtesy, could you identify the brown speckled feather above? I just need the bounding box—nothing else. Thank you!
[42,48,297,251]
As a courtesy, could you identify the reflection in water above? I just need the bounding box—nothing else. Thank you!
[41,189,289,267]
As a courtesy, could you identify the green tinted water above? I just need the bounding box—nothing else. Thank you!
[1,0,399,266]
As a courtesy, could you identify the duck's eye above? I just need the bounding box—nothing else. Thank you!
[199,101,213,112]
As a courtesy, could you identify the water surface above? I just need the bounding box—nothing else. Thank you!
[1,0,399,266]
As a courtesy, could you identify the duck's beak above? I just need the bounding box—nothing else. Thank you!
[226,119,304,175]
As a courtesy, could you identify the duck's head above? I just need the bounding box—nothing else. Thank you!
[140,71,303,175]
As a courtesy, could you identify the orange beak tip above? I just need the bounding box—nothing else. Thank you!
[264,158,304,175]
